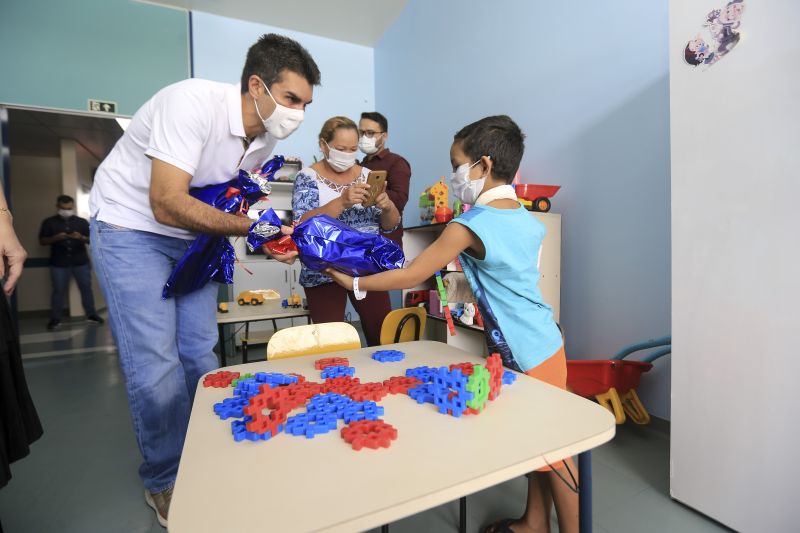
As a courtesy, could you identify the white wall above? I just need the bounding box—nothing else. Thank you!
[191,11,375,168]
[62,140,106,315]
[10,155,61,312]
[670,1,800,531]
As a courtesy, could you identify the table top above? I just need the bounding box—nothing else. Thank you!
[170,341,615,533]
[216,300,310,324]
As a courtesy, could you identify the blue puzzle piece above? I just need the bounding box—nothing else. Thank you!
[408,383,437,404]
[371,349,405,363]
[502,370,517,385]
[307,393,354,417]
[431,367,474,417]
[214,397,250,420]
[405,366,437,383]
[231,416,283,442]
[321,365,356,379]
[341,401,384,424]
[285,412,338,439]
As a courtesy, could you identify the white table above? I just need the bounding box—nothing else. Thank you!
[171,341,615,533]
[216,300,310,365]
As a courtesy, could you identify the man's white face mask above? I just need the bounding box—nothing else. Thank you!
[254,81,304,140]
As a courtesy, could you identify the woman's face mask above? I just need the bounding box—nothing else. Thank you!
[323,140,358,172]
[450,159,485,205]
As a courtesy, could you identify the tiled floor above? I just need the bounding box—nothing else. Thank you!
[0,318,731,533]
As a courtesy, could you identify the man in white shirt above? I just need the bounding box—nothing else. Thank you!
[88,34,319,528]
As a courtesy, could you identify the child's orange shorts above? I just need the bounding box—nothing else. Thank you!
[524,345,571,472]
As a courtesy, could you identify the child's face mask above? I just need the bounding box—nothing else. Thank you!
[451,159,485,205]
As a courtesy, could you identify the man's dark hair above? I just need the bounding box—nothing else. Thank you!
[240,34,321,92]
[57,195,74,205]
[360,112,388,133]
[453,115,525,182]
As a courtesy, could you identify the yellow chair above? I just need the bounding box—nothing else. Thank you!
[266,322,361,360]
[379,307,427,345]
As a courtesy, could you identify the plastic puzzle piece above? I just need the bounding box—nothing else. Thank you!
[465,364,490,412]
[347,382,389,402]
[321,365,356,379]
[485,353,504,401]
[322,376,361,395]
[382,376,423,394]
[230,373,255,388]
[502,370,517,385]
[405,366,437,384]
[203,371,240,388]
[449,362,475,376]
[341,420,398,451]
[285,411,338,438]
[307,393,354,418]
[371,349,405,363]
[315,357,350,370]
[407,383,437,404]
[431,367,473,417]
[341,401,384,424]
[213,397,249,420]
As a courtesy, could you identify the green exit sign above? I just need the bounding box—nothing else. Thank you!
[88,99,117,114]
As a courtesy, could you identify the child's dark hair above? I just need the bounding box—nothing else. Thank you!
[57,195,74,204]
[453,115,525,183]
[360,112,388,133]
[240,34,321,92]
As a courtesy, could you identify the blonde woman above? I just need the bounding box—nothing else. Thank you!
[292,116,400,345]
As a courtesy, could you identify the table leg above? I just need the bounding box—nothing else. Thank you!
[579,451,592,533]
[218,323,227,367]
[459,496,467,533]
[381,525,389,533]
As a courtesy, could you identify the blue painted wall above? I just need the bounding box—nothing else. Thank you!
[191,12,375,168]
[376,0,672,418]
[0,0,189,115]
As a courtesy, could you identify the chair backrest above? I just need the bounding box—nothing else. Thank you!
[266,322,362,360]
[379,307,427,345]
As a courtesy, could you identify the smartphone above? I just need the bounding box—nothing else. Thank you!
[362,170,387,207]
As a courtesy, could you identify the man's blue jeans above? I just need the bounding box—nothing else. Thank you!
[49,263,97,320]
[90,219,219,493]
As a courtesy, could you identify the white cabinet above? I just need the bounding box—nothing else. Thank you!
[402,212,562,354]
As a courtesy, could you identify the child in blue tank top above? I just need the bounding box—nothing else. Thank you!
[326,115,578,533]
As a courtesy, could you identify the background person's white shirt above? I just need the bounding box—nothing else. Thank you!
[90,78,277,239]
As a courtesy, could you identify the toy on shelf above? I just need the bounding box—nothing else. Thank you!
[460,303,476,326]
[418,191,435,225]
[514,184,561,213]
[237,289,280,306]
[435,271,456,336]
[419,178,449,225]
[405,290,429,308]
[217,302,229,313]
[434,206,453,223]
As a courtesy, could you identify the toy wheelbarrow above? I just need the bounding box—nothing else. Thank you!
[514,184,561,212]
[566,336,670,425]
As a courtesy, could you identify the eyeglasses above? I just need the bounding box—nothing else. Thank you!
[358,129,384,138]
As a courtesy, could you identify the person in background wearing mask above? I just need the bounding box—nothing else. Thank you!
[88,34,319,528]
[38,195,103,330]
[292,116,400,346]
[358,112,411,249]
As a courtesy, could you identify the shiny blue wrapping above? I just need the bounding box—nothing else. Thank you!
[292,215,405,276]
[161,156,284,299]
[246,208,283,252]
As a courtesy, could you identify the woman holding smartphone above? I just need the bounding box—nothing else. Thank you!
[291,116,400,345]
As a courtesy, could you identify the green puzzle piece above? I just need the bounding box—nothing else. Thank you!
[466,365,490,411]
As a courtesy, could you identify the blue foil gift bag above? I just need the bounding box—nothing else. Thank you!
[161,156,284,298]
[292,215,405,276]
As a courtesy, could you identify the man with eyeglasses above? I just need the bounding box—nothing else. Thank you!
[88,34,319,528]
[358,112,411,249]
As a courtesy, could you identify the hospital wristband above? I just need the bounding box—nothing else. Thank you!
[353,276,367,300]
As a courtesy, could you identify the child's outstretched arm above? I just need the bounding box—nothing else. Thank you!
[325,223,475,291]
